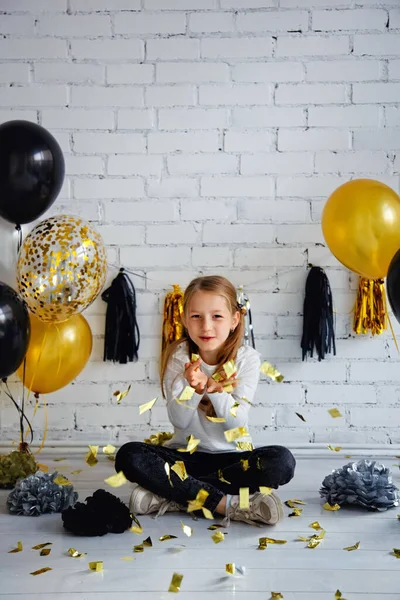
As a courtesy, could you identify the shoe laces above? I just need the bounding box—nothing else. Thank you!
[223,500,265,528]
[154,499,182,519]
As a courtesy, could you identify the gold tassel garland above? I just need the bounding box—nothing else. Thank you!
[352,278,387,336]
[162,284,184,353]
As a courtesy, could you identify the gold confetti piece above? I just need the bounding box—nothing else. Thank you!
[181,521,193,537]
[89,561,103,572]
[328,445,342,452]
[223,359,236,379]
[191,353,199,362]
[289,507,303,517]
[345,455,352,459]
[295,412,306,422]
[236,441,254,451]
[38,463,49,473]
[70,469,83,475]
[85,445,99,467]
[133,545,144,553]
[187,488,209,512]
[121,556,135,561]
[344,541,360,551]
[9,541,23,553]
[224,427,250,443]
[392,548,400,558]
[258,537,268,550]
[226,563,235,575]
[168,572,183,593]
[68,548,86,558]
[177,434,200,454]
[143,536,152,547]
[30,568,52,576]
[270,593,284,599]
[102,444,116,455]
[239,487,249,509]
[208,524,225,530]
[285,498,306,507]
[323,502,341,511]
[32,543,52,550]
[129,515,143,535]
[53,475,72,487]
[260,361,284,382]
[309,521,323,531]
[114,384,131,404]
[261,537,287,545]
[144,431,174,446]
[218,469,231,485]
[139,397,158,415]
[40,548,51,556]
[222,382,234,393]
[328,408,342,418]
[165,462,173,486]
[178,386,195,402]
[241,396,254,406]
[159,535,178,542]
[212,530,225,544]
[54,457,67,462]
[259,487,272,495]
[335,591,347,599]
[202,507,214,520]
[206,416,226,423]
[230,401,240,417]
[307,538,322,549]
[298,536,309,542]
[108,455,116,462]
[240,459,250,471]
[171,461,188,481]
[212,371,223,382]
[104,471,128,488]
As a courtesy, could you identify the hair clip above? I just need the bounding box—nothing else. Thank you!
[237,302,247,315]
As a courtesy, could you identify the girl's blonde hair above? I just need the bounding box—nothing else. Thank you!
[160,275,245,398]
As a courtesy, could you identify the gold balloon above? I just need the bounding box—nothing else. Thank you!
[322,179,400,279]
[17,313,92,394]
[17,215,107,322]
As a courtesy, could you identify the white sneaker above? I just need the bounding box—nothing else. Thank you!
[224,491,284,527]
[129,484,183,516]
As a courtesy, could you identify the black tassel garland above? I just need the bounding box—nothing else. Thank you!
[301,266,336,361]
[102,269,140,364]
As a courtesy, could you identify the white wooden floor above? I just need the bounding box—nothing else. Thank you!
[1,452,400,600]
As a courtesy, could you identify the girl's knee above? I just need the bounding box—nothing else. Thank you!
[256,445,296,485]
[115,441,148,475]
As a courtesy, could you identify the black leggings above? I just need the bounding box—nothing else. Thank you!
[115,442,296,513]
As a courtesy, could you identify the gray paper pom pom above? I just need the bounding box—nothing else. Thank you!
[6,471,78,516]
[320,459,399,512]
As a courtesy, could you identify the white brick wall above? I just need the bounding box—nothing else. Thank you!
[0,0,399,447]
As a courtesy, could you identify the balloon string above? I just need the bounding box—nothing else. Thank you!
[55,323,62,379]
[15,224,22,254]
[35,394,48,456]
[387,313,400,355]
[27,329,48,397]
[1,379,33,444]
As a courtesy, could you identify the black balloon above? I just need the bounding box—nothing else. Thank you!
[387,249,400,324]
[0,120,65,225]
[0,282,30,378]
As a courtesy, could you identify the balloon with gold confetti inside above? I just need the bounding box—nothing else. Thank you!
[17,215,107,323]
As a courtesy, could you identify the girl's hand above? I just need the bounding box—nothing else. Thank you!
[184,358,208,394]
[206,373,237,394]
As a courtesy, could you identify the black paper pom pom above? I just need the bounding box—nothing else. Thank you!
[62,489,132,536]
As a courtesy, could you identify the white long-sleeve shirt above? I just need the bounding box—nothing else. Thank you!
[163,343,261,453]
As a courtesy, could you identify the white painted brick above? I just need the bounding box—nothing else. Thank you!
[307,247,344,268]
[73,133,145,154]
[233,107,305,128]
[386,107,400,127]
[1,403,74,430]
[49,201,100,222]
[74,178,144,199]
[225,130,274,152]
[148,131,219,153]
[276,83,346,105]
[0,63,30,83]
[38,15,111,36]
[278,129,350,151]
[253,315,276,336]
[43,109,114,130]
[258,338,302,360]
[35,62,104,84]
[353,83,400,104]
[313,428,389,444]
[336,337,386,359]
[49,383,110,405]
[157,62,229,83]
[121,246,191,268]
[145,270,199,291]
[147,223,200,244]
[146,39,200,61]
[390,10,400,29]
[351,361,400,383]
[108,155,163,176]
[189,12,235,33]
[145,0,217,8]
[277,175,347,197]
[104,200,178,222]
[248,292,299,315]
[238,199,310,222]
[376,386,400,405]
[241,152,313,175]
[306,384,376,405]
[77,405,149,428]
[192,246,233,267]
[350,407,399,427]
[71,86,143,108]
[0,15,34,35]
[65,155,104,176]
[201,176,274,197]
[277,406,345,428]
[180,200,237,221]
[313,9,387,32]
[150,405,171,428]
[248,407,274,427]
[220,0,274,7]
[279,361,347,382]
[159,108,229,130]
[0,85,67,107]
[203,223,274,244]
[0,38,67,59]
[232,61,304,83]
[145,85,196,107]
[309,105,379,127]
[118,109,155,130]
[314,151,389,173]
[203,269,276,292]
[1,0,66,9]
[107,64,154,85]
[147,177,198,198]
[114,12,186,35]
[48,132,70,154]
[277,315,302,337]
[394,154,400,173]
[252,427,312,445]
[388,59,400,80]
[277,224,324,244]
[138,314,163,336]
[71,39,144,60]
[353,129,400,150]
[354,34,400,56]
[168,153,237,175]
[96,225,145,246]
[238,10,308,32]
[70,0,140,9]
[276,35,349,58]
[201,37,273,59]
[306,59,381,82]
[281,0,353,7]
[200,83,272,106]
[234,248,305,268]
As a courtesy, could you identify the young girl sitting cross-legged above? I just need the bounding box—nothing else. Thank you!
[115,275,296,526]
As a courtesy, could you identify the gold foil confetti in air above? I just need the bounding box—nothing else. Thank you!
[328,408,342,418]
[328,445,342,452]
[85,445,99,467]
[270,593,284,599]
[178,434,200,454]
[102,444,116,455]
[40,548,51,556]
[307,538,322,549]
[181,521,193,537]
[202,507,214,520]
[345,455,352,459]
[208,524,224,530]
[114,385,131,404]
[9,541,23,553]
[236,441,254,451]
[168,572,183,593]
[218,469,231,484]
[309,522,323,531]
[226,563,235,575]
[222,382,234,393]
[335,591,347,599]
[206,416,226,423]
[32,543,52,550]
[295,412,306,422]
[285,498,306,507]
[289,507,303,517]
[129,515,143,535]
[54,457,67,462]
[134,545,144,553]
[224,427,250,443]
[171,461,188,481]
[165,462,173,486]
[260,361,284,382]
[178,386,195,402]
[30,568,52,576]
[68,548,86,558]
[159,535,178,542]
[70,469,83,475]
[392,548,400,558]
[323,502,341,511]
[212,371,223,382]
[344,541,360,551]
[187,488,209,513]
[230,401,240,417]
[191,353,199,362]
[139,397,158,415]
[104,471,128,488]
[212,530,225,544]
[121,556,135,561]
[239,487,249,509]
[143,536,152,547]
[223,360,236,379]
[144,431,174,446]
[240,459,250,471]
[241,396,254,406]
[259,487,272,495]
[54,475,72,487]
[38,463,49,473]
[89,561,103,572]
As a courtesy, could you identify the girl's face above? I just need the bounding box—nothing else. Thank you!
[184,290,240,363]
